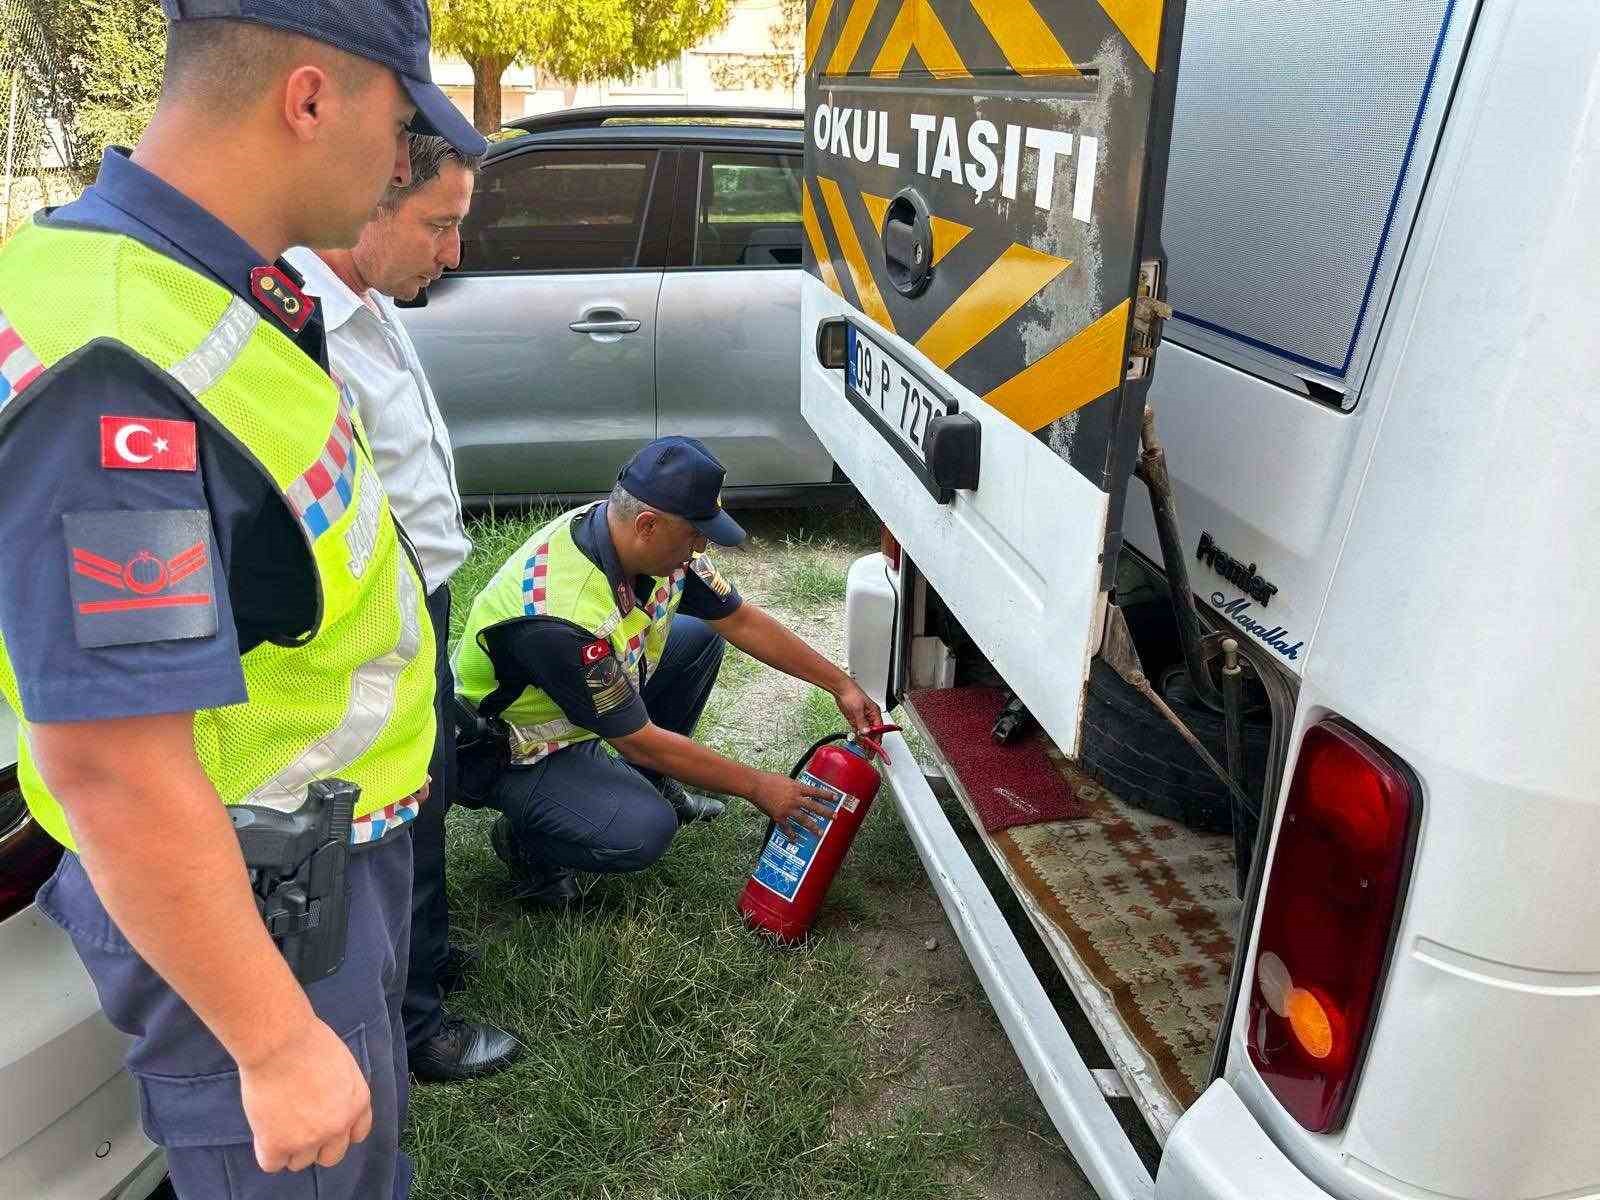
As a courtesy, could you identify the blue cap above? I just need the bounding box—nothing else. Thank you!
[618,437,746,547]
[161,0,489,159]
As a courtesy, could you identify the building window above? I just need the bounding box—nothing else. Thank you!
[618,57,685,92]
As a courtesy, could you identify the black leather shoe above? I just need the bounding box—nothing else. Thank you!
[410,1014,521,1083]
[659,778,725,824]
[491,815,580,908]
[439,944,479,997]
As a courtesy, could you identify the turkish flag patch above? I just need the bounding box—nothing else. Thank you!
[581,638,612,664]
[100,415,198,472]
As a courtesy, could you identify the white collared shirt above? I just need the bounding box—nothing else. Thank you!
[284,247,471,593]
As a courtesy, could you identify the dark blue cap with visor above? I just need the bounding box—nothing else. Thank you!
[618,437,747,547]
[160,0,489,158]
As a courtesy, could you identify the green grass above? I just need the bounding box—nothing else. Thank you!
[768,555,849,610]
[738,505,880,551]
[415,799,977,1199]
[415,502,986,1199]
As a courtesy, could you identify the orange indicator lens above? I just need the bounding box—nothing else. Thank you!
[1286,987,1334,1060]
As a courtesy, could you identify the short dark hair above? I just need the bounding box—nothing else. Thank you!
[161,18,384,108]
[379,133,483,211]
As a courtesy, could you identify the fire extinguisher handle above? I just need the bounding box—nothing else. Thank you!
[852,723,901,763]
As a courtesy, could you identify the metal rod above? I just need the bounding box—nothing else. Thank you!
[1133,405,1224,712]
[3,71,19,241]
[1124,666,1256,818]
[1221,639,1244,788]
[1220,638,1251,895]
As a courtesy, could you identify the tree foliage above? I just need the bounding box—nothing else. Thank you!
[431,0,734,132]
[708,0,802,94]
[0,0,165,184]
[76,0,166,160]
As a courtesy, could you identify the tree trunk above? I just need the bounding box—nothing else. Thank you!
[469,56,509,133]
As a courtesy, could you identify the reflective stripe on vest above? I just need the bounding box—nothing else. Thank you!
[169,295,257,394]
[0,224,436,850]
[245,546,424,812]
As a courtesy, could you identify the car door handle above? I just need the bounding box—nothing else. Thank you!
[569,318,641,334]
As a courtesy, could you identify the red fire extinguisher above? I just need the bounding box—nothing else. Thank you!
[738,723,900,943]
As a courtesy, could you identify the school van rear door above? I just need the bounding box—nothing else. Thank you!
[800,0,1186,754]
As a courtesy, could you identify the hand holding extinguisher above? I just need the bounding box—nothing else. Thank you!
[748,772,838,839]
[738,723,901,943]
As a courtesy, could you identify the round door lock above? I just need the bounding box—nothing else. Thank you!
[881,189,934,298]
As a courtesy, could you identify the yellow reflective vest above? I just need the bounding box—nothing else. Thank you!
[454,505,685,762]
[0,224,435,849]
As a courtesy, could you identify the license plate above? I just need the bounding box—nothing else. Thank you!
[845,325,955,487]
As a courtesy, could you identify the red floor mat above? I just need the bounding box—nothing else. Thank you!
[908,686,1087,833]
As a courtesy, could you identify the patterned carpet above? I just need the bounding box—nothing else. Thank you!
[994,759,1239,1111]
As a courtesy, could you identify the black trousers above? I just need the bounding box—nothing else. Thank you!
[403,583,456,1051]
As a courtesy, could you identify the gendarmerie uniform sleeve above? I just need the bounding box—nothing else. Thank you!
[484,616,650,740]
[0,342,256,722]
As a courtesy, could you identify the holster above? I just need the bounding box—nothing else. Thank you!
[230,778,357,985]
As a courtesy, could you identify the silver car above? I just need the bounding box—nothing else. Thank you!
[400,107,841,503]
[0,701,164,1199]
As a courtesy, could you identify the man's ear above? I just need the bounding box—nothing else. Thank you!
[635,510,658,540]
[282,64,331,145]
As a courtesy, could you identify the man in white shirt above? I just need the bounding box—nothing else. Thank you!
[286,134,519,1084]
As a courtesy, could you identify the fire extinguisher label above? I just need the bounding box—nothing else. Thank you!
[750,770,844,902]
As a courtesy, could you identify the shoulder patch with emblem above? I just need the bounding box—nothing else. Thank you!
[584,651,634,716]
[63,509,219,648]
[250,266,315,334]
[691,553,732,598]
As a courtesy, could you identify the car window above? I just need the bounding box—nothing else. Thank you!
[694,152,803,269]
[460,149,657,273]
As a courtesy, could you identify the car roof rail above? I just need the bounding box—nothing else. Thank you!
[502,105,804,135]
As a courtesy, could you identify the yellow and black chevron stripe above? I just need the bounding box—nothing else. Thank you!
[804,0,1173,449]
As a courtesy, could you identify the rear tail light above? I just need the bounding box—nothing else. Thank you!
[1246,718,1419,1133]
[0,762,62,923]
[880,524,902,570]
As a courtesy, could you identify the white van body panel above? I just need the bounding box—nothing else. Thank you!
[818,0,1600,1194]
[1219,1,1600,1195]
[1121,353,1356,676]
[0,704,161,1199]
[801,293,1109,757]
[1156,1081,1331,1200]
[1121,0,1478,676]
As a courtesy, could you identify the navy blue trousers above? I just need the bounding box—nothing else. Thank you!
[491,614,725,874]
[37,831,414,1200]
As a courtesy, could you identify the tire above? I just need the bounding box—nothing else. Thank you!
[1079,660,1269,834]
